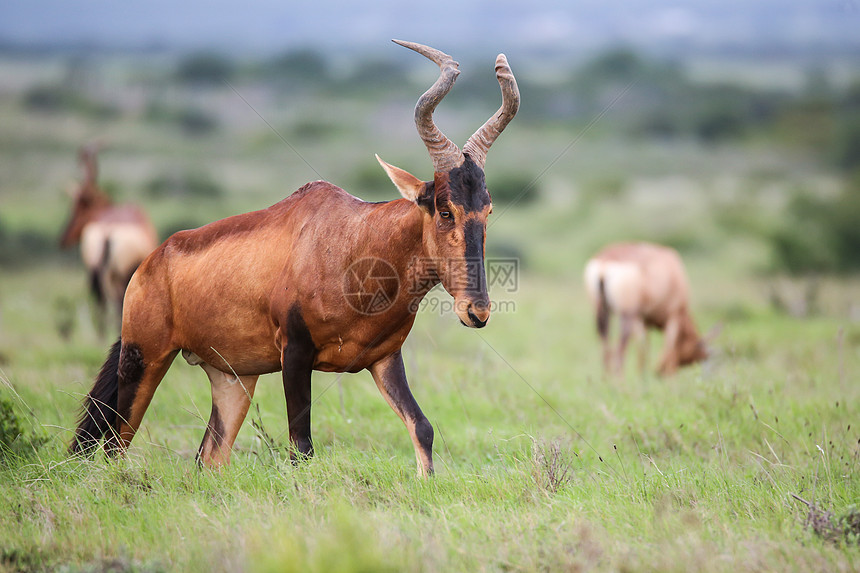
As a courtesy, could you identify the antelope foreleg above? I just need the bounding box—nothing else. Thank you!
[369,350,434,477]
[280,306,317,462]
[282,352,314,461]
[657,316,681,376]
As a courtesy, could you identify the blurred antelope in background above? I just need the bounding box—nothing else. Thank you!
[69,40,519,477]
[60,144,159,336]
[584,242,713,376]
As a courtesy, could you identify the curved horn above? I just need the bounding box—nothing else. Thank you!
[78,142,102,186]
[393,39,465,173]
[463,54,520,169]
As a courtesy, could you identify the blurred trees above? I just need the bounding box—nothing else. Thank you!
[144,102,219,136]
[0,216,69,267]
[768,179,860,275]
[487,172,539,205]
[832,83,860,171]
[267,49,328,79]
[145,171,223,199]
[175,52,235,85]
[558,49,860,276]
[18,46,859,157]
[9,45,860,276]
[766,80,860,275]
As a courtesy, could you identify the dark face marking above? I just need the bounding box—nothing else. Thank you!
[463,219,485,262]
[442,156,491,214]
[463,219,487,295]
[427,157,493,322]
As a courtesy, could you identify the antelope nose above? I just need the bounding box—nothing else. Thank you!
[466,300,490,328]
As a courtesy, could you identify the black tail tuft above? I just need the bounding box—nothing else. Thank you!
[70,338,121,456]
[596,277,609,338]
[89,269,105,307]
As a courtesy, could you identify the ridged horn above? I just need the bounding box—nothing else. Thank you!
[78,141,103,187]
[393,39,465,173]
[462,54,520,169]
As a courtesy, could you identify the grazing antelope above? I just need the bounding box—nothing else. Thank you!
[70,41,519,477]
[60,144,159,335]
[584,242,709,376]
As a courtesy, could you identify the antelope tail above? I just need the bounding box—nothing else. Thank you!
[70,338,121,455]
[596,277,610,339]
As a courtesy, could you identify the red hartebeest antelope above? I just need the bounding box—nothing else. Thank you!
[70,41,520,477]
[60,144,159,335]
[584,242,710,376]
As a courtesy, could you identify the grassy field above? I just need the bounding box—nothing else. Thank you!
[1,52,860,571]
[2,263,859,572]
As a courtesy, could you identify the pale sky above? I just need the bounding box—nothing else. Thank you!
[2,0,857,55]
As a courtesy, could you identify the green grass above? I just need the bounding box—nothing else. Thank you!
[1,265,858,572]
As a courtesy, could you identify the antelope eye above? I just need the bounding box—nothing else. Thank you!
[439,211,452,219]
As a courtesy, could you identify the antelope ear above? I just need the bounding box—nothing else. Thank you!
[376,154,425,202]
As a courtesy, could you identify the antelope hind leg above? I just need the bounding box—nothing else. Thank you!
[196,362,258,468]
[105,343,178,455]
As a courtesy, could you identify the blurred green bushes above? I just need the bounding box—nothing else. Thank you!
[487,172,538,205]
[769,184,860,274]
[0,217,66,267]
[289,117,344,143]
[349,161,391,195]
[22,84,119,119]
[145,171,223,199]
[7,46,860,281]
[144,101,219,136]
[175,52,235,85]
[833,114,860,171]
[265,49,328,81]
[15,47,860,159]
